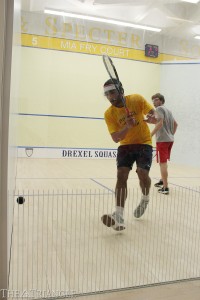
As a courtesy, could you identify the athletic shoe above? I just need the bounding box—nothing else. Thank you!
[101,212,125,231]
[134,199,149,218]
[158,187,169,195]
[154,180,163,187]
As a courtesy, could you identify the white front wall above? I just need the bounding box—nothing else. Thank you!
[160,62,200,167]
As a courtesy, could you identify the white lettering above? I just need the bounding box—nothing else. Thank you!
[61,41,77,50]
[100,46,130,58]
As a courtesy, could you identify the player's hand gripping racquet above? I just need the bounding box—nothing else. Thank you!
[102,55,130,116]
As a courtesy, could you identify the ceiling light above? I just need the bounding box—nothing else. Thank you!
[167,16,193,23]
[194,35,200,39]
[181,0,200,4]
[44,9,162,32]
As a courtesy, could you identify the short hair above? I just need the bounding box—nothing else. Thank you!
[103,79,124,94]
[152,93,165,104]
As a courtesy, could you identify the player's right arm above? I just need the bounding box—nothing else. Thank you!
[111,116,135,143]
[105,112,135,143]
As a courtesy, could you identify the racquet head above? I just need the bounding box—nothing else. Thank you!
[102,55,130,116]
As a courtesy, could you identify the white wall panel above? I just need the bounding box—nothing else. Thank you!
[160,62,200,167]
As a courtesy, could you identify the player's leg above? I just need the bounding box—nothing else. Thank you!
[159,162,168,188]
[113,167,130,230]
[154,143,163,187]
[101,166,130,230]
[157,142,168,188]
[158,162,169,194]
[115,166,130,208]
[137,167,151,196]
[134,168,151,218]
[101,145,132,230]
[134,145,152,218]
[157,142,173,194]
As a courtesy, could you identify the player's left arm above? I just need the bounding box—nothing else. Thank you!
[139,96,156,122]
[173,119,178,135]
[144,108,157,124]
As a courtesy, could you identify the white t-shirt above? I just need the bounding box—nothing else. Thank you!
[156,106,175,142]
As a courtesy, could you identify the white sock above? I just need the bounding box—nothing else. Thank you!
[141,194,149,202]
[116,206,124,217]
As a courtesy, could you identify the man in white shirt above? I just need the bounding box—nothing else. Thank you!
[148,93,178,195]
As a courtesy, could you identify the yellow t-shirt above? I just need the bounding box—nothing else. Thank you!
[104,94,153,146]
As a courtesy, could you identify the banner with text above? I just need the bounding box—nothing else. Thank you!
[20,11,200,60]
[18,147,117,159]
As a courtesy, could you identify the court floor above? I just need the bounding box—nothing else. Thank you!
[8,158,200,299]
[79,279,200,300]
[14,157,200,191]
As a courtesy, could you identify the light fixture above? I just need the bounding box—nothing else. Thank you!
[181,0,200,4]
[167,16,193,23]
[44,9,162,32]
[194,35,200,39]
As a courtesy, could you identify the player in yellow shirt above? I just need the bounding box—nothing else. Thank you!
[101,79,155,231]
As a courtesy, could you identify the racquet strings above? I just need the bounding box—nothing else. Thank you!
[103,55,130,115]
[103,55,120,92]
[103,55,117,80]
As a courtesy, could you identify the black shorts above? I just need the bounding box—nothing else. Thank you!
[117,144,153,171]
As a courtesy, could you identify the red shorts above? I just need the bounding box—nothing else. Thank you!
[156,142,174,163]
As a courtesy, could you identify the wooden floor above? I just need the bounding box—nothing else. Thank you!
[8,158,200,300]
[79,279,200,300]
[14,157,200,190]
